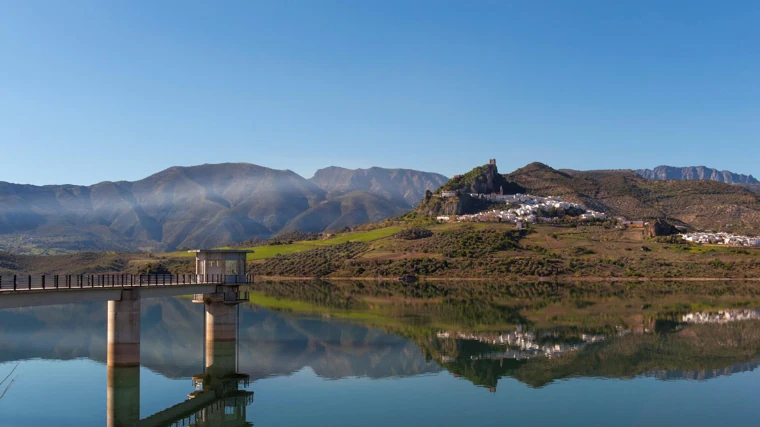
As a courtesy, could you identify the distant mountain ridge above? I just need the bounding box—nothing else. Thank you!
[636,166,759,185]
[309,166,448,208]
[0,163,446,253]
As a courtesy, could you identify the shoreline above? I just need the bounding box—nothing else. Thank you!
[254,275,760,282]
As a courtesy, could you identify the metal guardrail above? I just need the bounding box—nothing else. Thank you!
[0,274,254,292]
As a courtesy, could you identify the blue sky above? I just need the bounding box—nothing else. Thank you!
[1,0,758,185]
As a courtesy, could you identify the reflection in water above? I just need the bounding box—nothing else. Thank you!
[682,309,760,324]
[423,315,760,389]
[243,280,760,391]
[437,327,607,360]
[4,281,760,425]
[134,292,254,427]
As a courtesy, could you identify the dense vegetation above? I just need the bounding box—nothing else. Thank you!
[403,227,526,258]
[393,227,434,240]
[234,231,321,247]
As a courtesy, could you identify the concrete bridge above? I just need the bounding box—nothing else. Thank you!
[0,250,256,427]
[0,273,253,310]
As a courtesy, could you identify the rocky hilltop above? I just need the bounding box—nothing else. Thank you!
[439,160,523,195]
[417,160,760,235]
[415,160,525,216]
[636,165,758,185]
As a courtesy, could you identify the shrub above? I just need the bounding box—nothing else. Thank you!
[394,227,434,240]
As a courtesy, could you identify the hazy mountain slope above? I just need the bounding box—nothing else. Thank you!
[281,191,408,233]
[740,184,760,195]
[508,163,760,234]
[636,166,759,184]
[309,167,448,208]
[0,163,449,253]
[0,163,327,252]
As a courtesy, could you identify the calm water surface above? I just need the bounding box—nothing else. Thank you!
[1,281,760,426]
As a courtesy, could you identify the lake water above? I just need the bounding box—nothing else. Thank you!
[2,280,760,426]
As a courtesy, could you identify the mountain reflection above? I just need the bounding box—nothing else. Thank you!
[423,319,760,389]
[2,290,760,391]
[0,298,440,380]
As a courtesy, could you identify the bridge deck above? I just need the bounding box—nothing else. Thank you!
[0,273,253,292]
[0,274,254,309]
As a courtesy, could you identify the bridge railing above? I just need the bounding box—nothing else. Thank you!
[0,274,254,291]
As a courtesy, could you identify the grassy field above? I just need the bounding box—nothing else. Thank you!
[246,244,316,260]
[236,226,404,261]
[310,226,403,245]
[156,227,403,261]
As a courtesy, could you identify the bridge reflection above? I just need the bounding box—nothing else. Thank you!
[107,287,253,427]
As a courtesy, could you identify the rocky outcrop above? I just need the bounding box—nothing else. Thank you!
[417,194,483,216]
[438,161,524,196]
[647,219,678,237]
[636,166,759,185]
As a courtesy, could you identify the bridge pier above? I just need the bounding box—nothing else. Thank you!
[108,289,141,367]
[107,289,141,427]
[205,298,238,377]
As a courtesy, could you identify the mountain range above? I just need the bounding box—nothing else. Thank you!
[636,165,759,185]
[3,160,760,254]
[0,163,446,253]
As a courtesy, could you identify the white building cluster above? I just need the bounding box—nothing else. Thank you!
[437,327,606,360]
[438,193,606,225]
[682,309,760,324]
[680,232,760,247]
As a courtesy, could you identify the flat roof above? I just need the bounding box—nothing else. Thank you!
[187,249,254,253]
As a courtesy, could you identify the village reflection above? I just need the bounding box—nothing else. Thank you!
[422,309,760,390]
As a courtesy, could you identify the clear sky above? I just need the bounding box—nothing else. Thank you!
[1,0,758,185]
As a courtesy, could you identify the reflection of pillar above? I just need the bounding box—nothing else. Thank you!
[107,289,140,427]
[197,396,251,427]
[205,301,238,377]
[198,300,252,426]
[107,366,140,427]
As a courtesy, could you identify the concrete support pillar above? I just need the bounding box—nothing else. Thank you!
[107,289,141,427]
[108,289,141,367]
[205,301,238,377]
